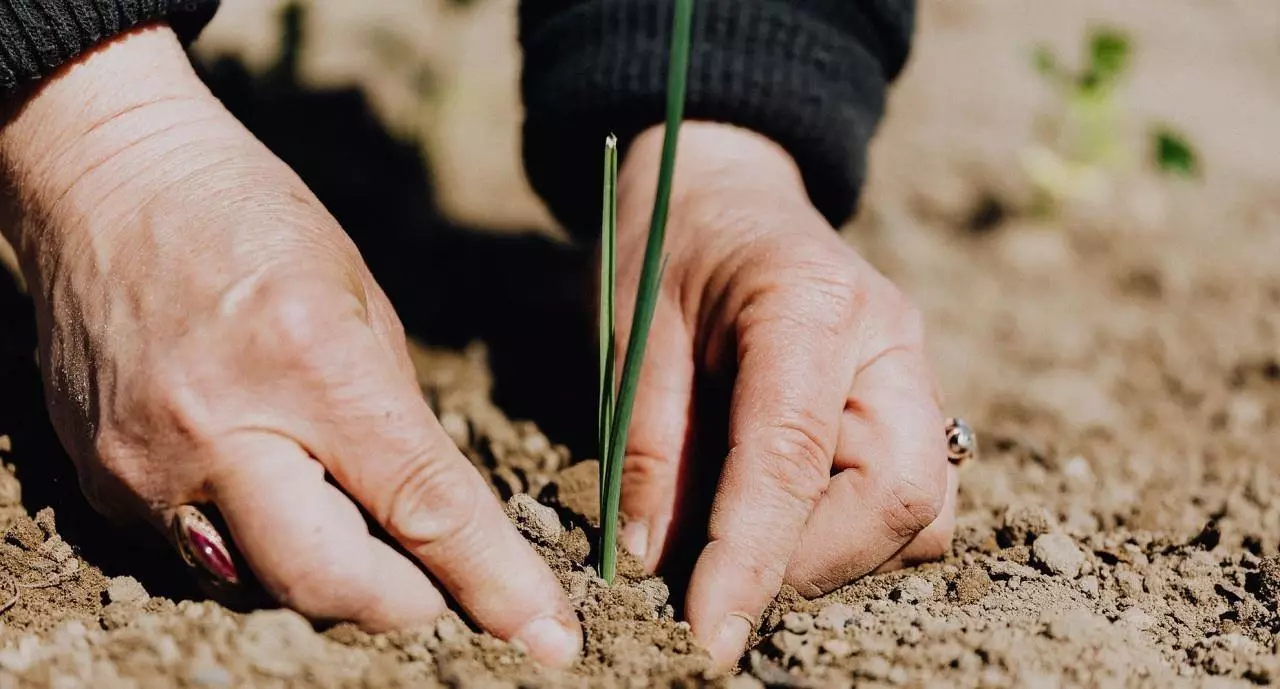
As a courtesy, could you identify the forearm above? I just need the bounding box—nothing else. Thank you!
[518,0,917,237]
[0,0,217,96]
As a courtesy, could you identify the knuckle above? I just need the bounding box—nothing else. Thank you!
[250,279,365,368]
[754,423,832,509]
[381,455,479,547]
[620,451,674,487]
[879,471,946,540]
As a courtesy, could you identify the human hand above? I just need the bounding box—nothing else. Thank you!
[0,24,580,666]
[611,123,957,672]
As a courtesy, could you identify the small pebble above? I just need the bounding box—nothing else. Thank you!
[505,493,563,546]
[1000,505,1055,546]
[237,610,323,678]
[564,570,592,602]
[33,508,57,539]
[781,611,813,634]
[821,638,854,658]
[815,603,854,631]
[107,576,149,606]
[1117,570,1145,598]
[1032,532,1085,578]
[892,576,936,603]
[861,656,893,680]
[634,578,670,613]
[1120,607,1157,631]
[988,560,1039,580]
[438,613,471,645]
[1078,575,1100,597]
[187,665,232,688]
[769,630,807,657]
[953,567,992,605]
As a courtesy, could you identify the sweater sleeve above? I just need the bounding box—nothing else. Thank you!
[0,0,219,98]
[519,0,915,238]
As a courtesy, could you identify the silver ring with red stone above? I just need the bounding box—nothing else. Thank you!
[945,417,976,466]
[171,505,240,586]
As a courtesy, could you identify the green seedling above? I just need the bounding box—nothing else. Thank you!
[1025,26,1200,212]
[597,0,694,584]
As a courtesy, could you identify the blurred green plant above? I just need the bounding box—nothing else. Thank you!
[1024,26,1200,212]
[1151,126,1199,178]
[267,1,306,84]
[596,0,693,584]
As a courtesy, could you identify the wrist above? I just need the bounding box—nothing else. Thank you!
[620,122,810,218]
[616,121,818,284]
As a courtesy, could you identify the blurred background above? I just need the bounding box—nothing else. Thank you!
[177,0,1280,454]
[0,2,1275,679]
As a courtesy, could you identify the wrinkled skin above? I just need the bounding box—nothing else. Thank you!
[613,123,956,670]
[0,23,955,674]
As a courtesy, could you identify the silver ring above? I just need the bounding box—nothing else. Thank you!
[945,417,976,466]
[171,505,240,586]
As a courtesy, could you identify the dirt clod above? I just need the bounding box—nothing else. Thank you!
[106,577,148,606]
[505,492,563,546]
[999,505,1056,546]
[781,611,813,634]
[1032,532,1086,578]
[953,567,993,605]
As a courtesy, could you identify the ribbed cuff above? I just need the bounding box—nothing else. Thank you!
[0,0,219,96]
[520,0,912,239]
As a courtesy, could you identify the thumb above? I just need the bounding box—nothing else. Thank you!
[614,297,695,571]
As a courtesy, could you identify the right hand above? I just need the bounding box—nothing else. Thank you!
[0,23,581,666]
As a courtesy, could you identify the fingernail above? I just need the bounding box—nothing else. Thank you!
[703,614,752,675]
[621,521,649,563]
[513,615,581,668]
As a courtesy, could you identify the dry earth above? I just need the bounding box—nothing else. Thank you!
[0,0,1277,687]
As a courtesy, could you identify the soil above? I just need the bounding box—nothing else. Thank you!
[0,0,1278,687]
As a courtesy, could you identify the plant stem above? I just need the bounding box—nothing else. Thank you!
[598,135,618,514]
[599,0,694,584]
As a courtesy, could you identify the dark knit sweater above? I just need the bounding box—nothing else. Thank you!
[0,0,914,236]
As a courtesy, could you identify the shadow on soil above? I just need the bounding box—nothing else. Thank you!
[0,45,599,601]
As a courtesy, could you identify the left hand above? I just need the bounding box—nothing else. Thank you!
[611,122,958,673]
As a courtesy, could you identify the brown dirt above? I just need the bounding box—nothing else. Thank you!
[0,0,1277,687]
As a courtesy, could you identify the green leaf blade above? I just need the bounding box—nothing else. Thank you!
[598,134,619,575]
[599,0,694,585]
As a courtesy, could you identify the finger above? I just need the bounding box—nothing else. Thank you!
[203,431,448,628]
[314,329,581,668]
[784,346,949,596]
[685,308,854,674]
[872,460,958,574]
[616,299,696,570]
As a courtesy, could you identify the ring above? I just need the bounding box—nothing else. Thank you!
[945,417,976,466]
[171,505,240,586]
